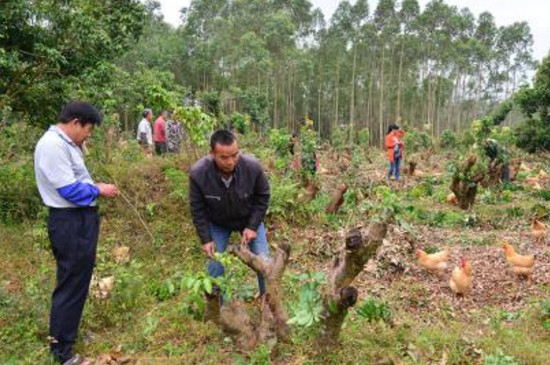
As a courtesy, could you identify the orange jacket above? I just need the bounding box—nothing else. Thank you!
[386,130,405,162]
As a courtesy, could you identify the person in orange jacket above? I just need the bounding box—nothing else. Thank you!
[385,124,406,180]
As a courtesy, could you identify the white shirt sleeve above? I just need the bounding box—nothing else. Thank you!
[37,140,77,189]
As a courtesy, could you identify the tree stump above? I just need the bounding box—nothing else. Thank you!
[482,159,505,187]
[450,155,485,210]
[318,222,388,348]
[509,158,522,181]
[407,161,417,177]
[325,183,348,213]
[205,242,291,352]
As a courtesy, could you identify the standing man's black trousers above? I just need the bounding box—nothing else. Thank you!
[47,207,99,363]
[155,141,167,155]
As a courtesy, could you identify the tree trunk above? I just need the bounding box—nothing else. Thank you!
[205,242,292,351]
[333,60,340,142]
[325,183,348,214]
[367,54,375,144]
[274,70,279,128]
[450,155,485,210]
[379,45,386,148]
[318,222,388,348]
[350,44,358,136]
[396,38,405,120]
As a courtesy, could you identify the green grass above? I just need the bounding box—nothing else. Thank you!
[1,145,550,364]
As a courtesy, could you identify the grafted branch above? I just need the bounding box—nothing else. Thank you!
[206,242,291,351]
[450,155,485,210]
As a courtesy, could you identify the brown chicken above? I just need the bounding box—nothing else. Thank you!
[449,258,473,296]
[532,219,548,243]
[415,247,450,275]
[502,243,535,278]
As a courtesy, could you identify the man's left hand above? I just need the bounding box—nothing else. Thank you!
[241,228,257,246]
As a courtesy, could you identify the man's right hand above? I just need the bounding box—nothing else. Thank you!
[96,183,119,198]
[202,241,215,259]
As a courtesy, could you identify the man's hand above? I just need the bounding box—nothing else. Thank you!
[202,241,215,259]
[241,228,257,246]
[96,183,119,198]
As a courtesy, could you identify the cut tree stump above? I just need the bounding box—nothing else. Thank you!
[509,158,522,181]
[407,161,417,177]
[325,183,348,213]
[482,159,505,187]
[450,155,485,210]
[205,242,291,352]
[318,222,388,348]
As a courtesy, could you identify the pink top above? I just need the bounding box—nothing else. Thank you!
[153,116,166,142]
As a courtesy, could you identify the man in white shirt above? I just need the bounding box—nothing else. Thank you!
[34,101,118,365]
[136,108,153,151]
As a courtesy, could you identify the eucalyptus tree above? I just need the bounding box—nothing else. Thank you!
[373,0,399,145]
[396,0,420,122]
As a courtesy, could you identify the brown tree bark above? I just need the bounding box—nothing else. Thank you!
[318,222,388,348]
[205,242,292,351]
[407,161,417,177]
[325,183,348,214]
[509,158,522,181]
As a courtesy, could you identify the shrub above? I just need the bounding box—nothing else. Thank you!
[267,175,300,220]
[230,112,251,134]
[514,117,550,153]
[0,164,42,223]
[268,129,292,158]
[357,128,370,146]
[440,130,457,148]
[490,126,516,147]
[332,125,370,150]
[459,129,476,148]
[403,129,432,153]
[0,122,41,161]
[198,91,222,117]
[173,106,216,150]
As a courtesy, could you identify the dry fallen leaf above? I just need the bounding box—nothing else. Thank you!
[112,245,131,264]
[91,276,115,300]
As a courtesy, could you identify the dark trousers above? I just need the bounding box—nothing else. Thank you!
[155,141,167,155]
[47,207,100,363]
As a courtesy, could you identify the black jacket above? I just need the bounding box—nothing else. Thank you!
[189,154,270,244]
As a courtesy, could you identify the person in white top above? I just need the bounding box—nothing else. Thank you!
[136,108,153,149]
[34,101,118,365]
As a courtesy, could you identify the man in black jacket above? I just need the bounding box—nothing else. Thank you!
[189,129,270,296]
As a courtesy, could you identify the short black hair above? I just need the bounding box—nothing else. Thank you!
[210,129,236,149]
[387,124,399,135]
[58,101,101,126]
